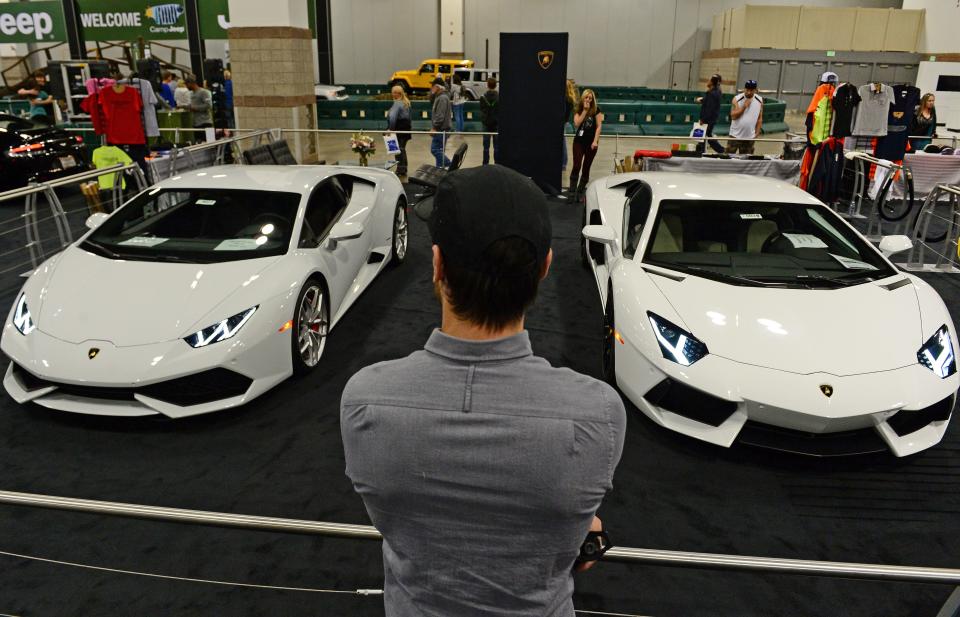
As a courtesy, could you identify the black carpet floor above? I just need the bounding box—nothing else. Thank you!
[0,192,958,616]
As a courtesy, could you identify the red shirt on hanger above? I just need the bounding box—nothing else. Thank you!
[99,85,145,145]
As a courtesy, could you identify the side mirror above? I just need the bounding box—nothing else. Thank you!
[325,221,363,250]
[85,212,109,230]
[582,225,616,245]
[878,235,912,257]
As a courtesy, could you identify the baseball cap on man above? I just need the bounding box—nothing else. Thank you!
[431,77,445,86]
[429,166,552,270]
[744,79,758,89]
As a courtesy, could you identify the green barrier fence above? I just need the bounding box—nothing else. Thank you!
[0,97,31,116]
[318,86,788,136]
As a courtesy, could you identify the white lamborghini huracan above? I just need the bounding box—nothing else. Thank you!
[2,165,408,418]
[582,173,958,457]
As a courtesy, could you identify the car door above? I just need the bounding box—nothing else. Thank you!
[299,177,371,317]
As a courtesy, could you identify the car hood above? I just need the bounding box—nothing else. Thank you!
[648,272,922,376]
[38,247,280,347]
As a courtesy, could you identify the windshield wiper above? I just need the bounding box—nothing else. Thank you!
[680,266,783,287]
[81,240,122,260]
[783,274,854,288]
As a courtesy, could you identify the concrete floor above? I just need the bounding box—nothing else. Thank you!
[309,111,808,183]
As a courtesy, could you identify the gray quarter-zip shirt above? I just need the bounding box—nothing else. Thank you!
[341,329,626,617]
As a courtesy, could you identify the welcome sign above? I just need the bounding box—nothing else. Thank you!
[77,0,187,41]
[0,2,66,44]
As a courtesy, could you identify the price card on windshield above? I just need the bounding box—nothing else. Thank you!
[829,254,874,270]
[118,236,168,247]
[782,233,828,249]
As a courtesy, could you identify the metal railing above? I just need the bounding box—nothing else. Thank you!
[0,489,958,586]
[904,184,960,273]
[0,163,147,272]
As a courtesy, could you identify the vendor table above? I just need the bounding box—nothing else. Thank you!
[890,152,960,199]
[642,156,801,184]
[146,147,217,183]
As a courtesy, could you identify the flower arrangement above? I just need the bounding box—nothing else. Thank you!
[350,132,376,166]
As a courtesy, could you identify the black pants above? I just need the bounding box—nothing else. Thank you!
[570,141,598,188]
[696,123,724,154]
[194,123,213,143]
[396,137,409,175]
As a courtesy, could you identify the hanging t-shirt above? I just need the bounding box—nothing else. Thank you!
[729,93,763,139]
[120,78,160,138]
[806,84,835,145]
[99,86,145,145]
[92,145,133,189]
[831,83,861,139]
[852,84,893,137]
[875,84,921,161]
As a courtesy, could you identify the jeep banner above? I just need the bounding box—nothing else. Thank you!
[0,2,66,44]
[77,0,188,41]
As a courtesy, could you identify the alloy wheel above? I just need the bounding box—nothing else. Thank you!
[394,204,408,261]
[298,285,328,368]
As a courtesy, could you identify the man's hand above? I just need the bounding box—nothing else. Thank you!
[575,516,603,572]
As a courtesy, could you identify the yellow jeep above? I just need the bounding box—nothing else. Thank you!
[389,58,474,92]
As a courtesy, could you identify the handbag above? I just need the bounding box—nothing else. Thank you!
[690,122,707,138]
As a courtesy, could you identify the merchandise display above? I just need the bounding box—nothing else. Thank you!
[852,83,894,137]
[581,172,958,457]
[1,165,409,418]
[875,84,921,162]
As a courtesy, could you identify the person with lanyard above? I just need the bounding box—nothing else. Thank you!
[910,93,937,152]
[695,74,724,154]
[569,88,603,201]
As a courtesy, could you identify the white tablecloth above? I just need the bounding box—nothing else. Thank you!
[880,152,960,199]
[642,157,801,184]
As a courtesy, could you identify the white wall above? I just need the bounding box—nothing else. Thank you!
[328,0,899,86]
[902,0,960,55]
[330,0,438,84]
[228,0,308,28]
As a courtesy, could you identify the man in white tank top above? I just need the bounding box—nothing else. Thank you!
[727,79,763,155]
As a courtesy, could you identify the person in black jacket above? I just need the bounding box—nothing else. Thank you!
[388,85,412,175]
[479,78,499,165]
[695,74,724,154]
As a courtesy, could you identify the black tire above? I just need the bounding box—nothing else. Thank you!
[601,289,616,385]
[391,198,408,266]
[291,277,329,376]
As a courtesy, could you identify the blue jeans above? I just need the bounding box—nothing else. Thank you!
[482,133,498,165]
[453,105,465,132]
[431,133,450,168]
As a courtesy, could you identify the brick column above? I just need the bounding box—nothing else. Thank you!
[229,26,319,163]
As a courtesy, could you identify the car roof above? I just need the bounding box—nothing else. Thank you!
[608,172,823,206]
[423,58,472,64]
[155,165,338,194]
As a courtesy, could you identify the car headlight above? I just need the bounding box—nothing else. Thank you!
[648,312,708,366]
[11,293,36,336]
[917,325,956,379]
[184,306,257,348]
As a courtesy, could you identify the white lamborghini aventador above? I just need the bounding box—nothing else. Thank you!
[582,172,958,457]
[2,165,408,418]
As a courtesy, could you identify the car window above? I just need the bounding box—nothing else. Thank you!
[622,182,653,259]
[420,63,434,73]
[438,64,451,74]
[84,188,301,263]
[642,199,896,286]
[299,178,349,249]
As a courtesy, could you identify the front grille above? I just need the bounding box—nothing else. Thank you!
[12,364,252,408]
[643,378,738,427]
[887,396,954,437]
[738,421,888,457]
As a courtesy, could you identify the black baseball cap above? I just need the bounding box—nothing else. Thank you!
[744,79,758,89]
[429,166,552,270]
[431,77,445,86]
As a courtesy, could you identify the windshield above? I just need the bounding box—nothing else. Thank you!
[642,200,896,287]
[83,188,301,263]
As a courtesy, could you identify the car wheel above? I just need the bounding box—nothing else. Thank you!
[601,289,616,385]
[391,198,408,266]
[292,277,329,376]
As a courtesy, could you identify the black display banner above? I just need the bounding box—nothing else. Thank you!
[498,32,568,193]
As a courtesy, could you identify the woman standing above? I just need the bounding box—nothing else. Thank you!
[569,88,603,200]
[696,74,724,154]
[388,85,412,176]
[451,74,465,133]
[562,79,579,170]
[910,93,937,152]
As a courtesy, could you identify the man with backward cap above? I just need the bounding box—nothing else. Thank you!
[341,164,626,616]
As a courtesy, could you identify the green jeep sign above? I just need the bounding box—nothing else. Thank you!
[0,2,66,44]
[78,0,188,41]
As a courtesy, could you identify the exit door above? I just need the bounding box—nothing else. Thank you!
[671,61,691,90]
